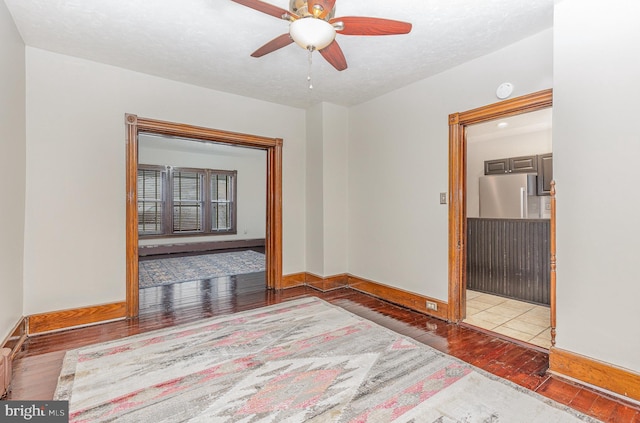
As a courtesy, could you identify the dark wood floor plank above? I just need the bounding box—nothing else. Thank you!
[6,274,640,422]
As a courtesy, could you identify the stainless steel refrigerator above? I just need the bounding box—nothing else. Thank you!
[479,174,540,218]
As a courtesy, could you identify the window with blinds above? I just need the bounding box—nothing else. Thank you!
[211,173,233,231]
[173,170,203,232]
[137,167,164,235]
[137,165,237,237]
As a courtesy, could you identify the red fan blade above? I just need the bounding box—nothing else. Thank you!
[251,33,294,57]
[307,0,336,19]
[330,16,412,35]
[231,0,298,20]
[319,40,347,71]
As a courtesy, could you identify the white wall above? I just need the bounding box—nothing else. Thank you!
[348,29,553,301]
[466,129,552,217]
[23,48,306,315]
[305,104,324,275]
[321,103,348,276]
[0,0,26,341]
[138,135,266,245]
[554,0,640,373]
[305,103,349,277]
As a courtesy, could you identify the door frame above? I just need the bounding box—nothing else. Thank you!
[447,89,553,323]
[125,114,283,318]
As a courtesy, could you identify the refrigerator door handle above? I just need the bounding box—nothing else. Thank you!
[520,187,527,218]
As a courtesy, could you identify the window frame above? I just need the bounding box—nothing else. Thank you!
[138,164,237,238]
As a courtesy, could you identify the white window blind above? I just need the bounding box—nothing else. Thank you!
[211,173,233,231]
[137,167,164,235]
[173,170,203,233]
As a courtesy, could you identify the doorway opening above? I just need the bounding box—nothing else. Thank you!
[125,114,283,318]
[447,90,555,349]
[465,109,552,348]
[136,133,268,315]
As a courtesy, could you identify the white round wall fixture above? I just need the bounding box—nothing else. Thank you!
[496,82,514,99]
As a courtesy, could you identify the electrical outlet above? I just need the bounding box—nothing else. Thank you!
[426,301,438,311]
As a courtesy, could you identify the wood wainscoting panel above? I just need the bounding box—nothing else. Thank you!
[348,275,449,321]
[467,218,550,305]
[549,347,640,403]
[28,302,127,335]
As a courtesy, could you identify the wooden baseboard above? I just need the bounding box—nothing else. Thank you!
[305,273,349,291]
[281,272,349,291]
[281,272,306,289]
[1,317,27,360]
[281,272,449,320]
[347,275,449,321]
[28,302,127,335]
[549,347,640,403]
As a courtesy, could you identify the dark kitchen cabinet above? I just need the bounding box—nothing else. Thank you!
[484,158,509,174]
[537,153,553,195]
[509,155,538,173]
[484,155,537,175]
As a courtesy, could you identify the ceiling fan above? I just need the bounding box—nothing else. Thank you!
[231,0,412,71]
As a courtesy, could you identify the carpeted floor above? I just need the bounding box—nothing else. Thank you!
[54,298,599,422]
[138,250,265,288]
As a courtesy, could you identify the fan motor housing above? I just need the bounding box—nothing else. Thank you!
[289,0,336,20]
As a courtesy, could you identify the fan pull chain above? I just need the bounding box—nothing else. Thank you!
[307,47,313,90]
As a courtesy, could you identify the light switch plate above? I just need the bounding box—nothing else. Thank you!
[440,192,447,204]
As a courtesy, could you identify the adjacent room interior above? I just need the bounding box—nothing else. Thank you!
[136,134,268,314]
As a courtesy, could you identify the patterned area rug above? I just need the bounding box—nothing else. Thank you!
[138,250,265,288]
[54,298,599,422]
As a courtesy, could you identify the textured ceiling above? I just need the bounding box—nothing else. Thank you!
[4,0,554,108]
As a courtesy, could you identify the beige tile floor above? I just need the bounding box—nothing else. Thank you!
[464,290,551,349]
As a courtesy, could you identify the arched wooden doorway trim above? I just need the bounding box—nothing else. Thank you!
[447,89,553,333]
[125,114,283,318]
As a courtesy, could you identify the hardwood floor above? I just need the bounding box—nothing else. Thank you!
[6,273,640,422]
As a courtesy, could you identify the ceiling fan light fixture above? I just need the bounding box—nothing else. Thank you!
[289,17,336,51]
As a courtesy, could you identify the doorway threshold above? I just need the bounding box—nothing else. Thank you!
[463,290,551,349]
